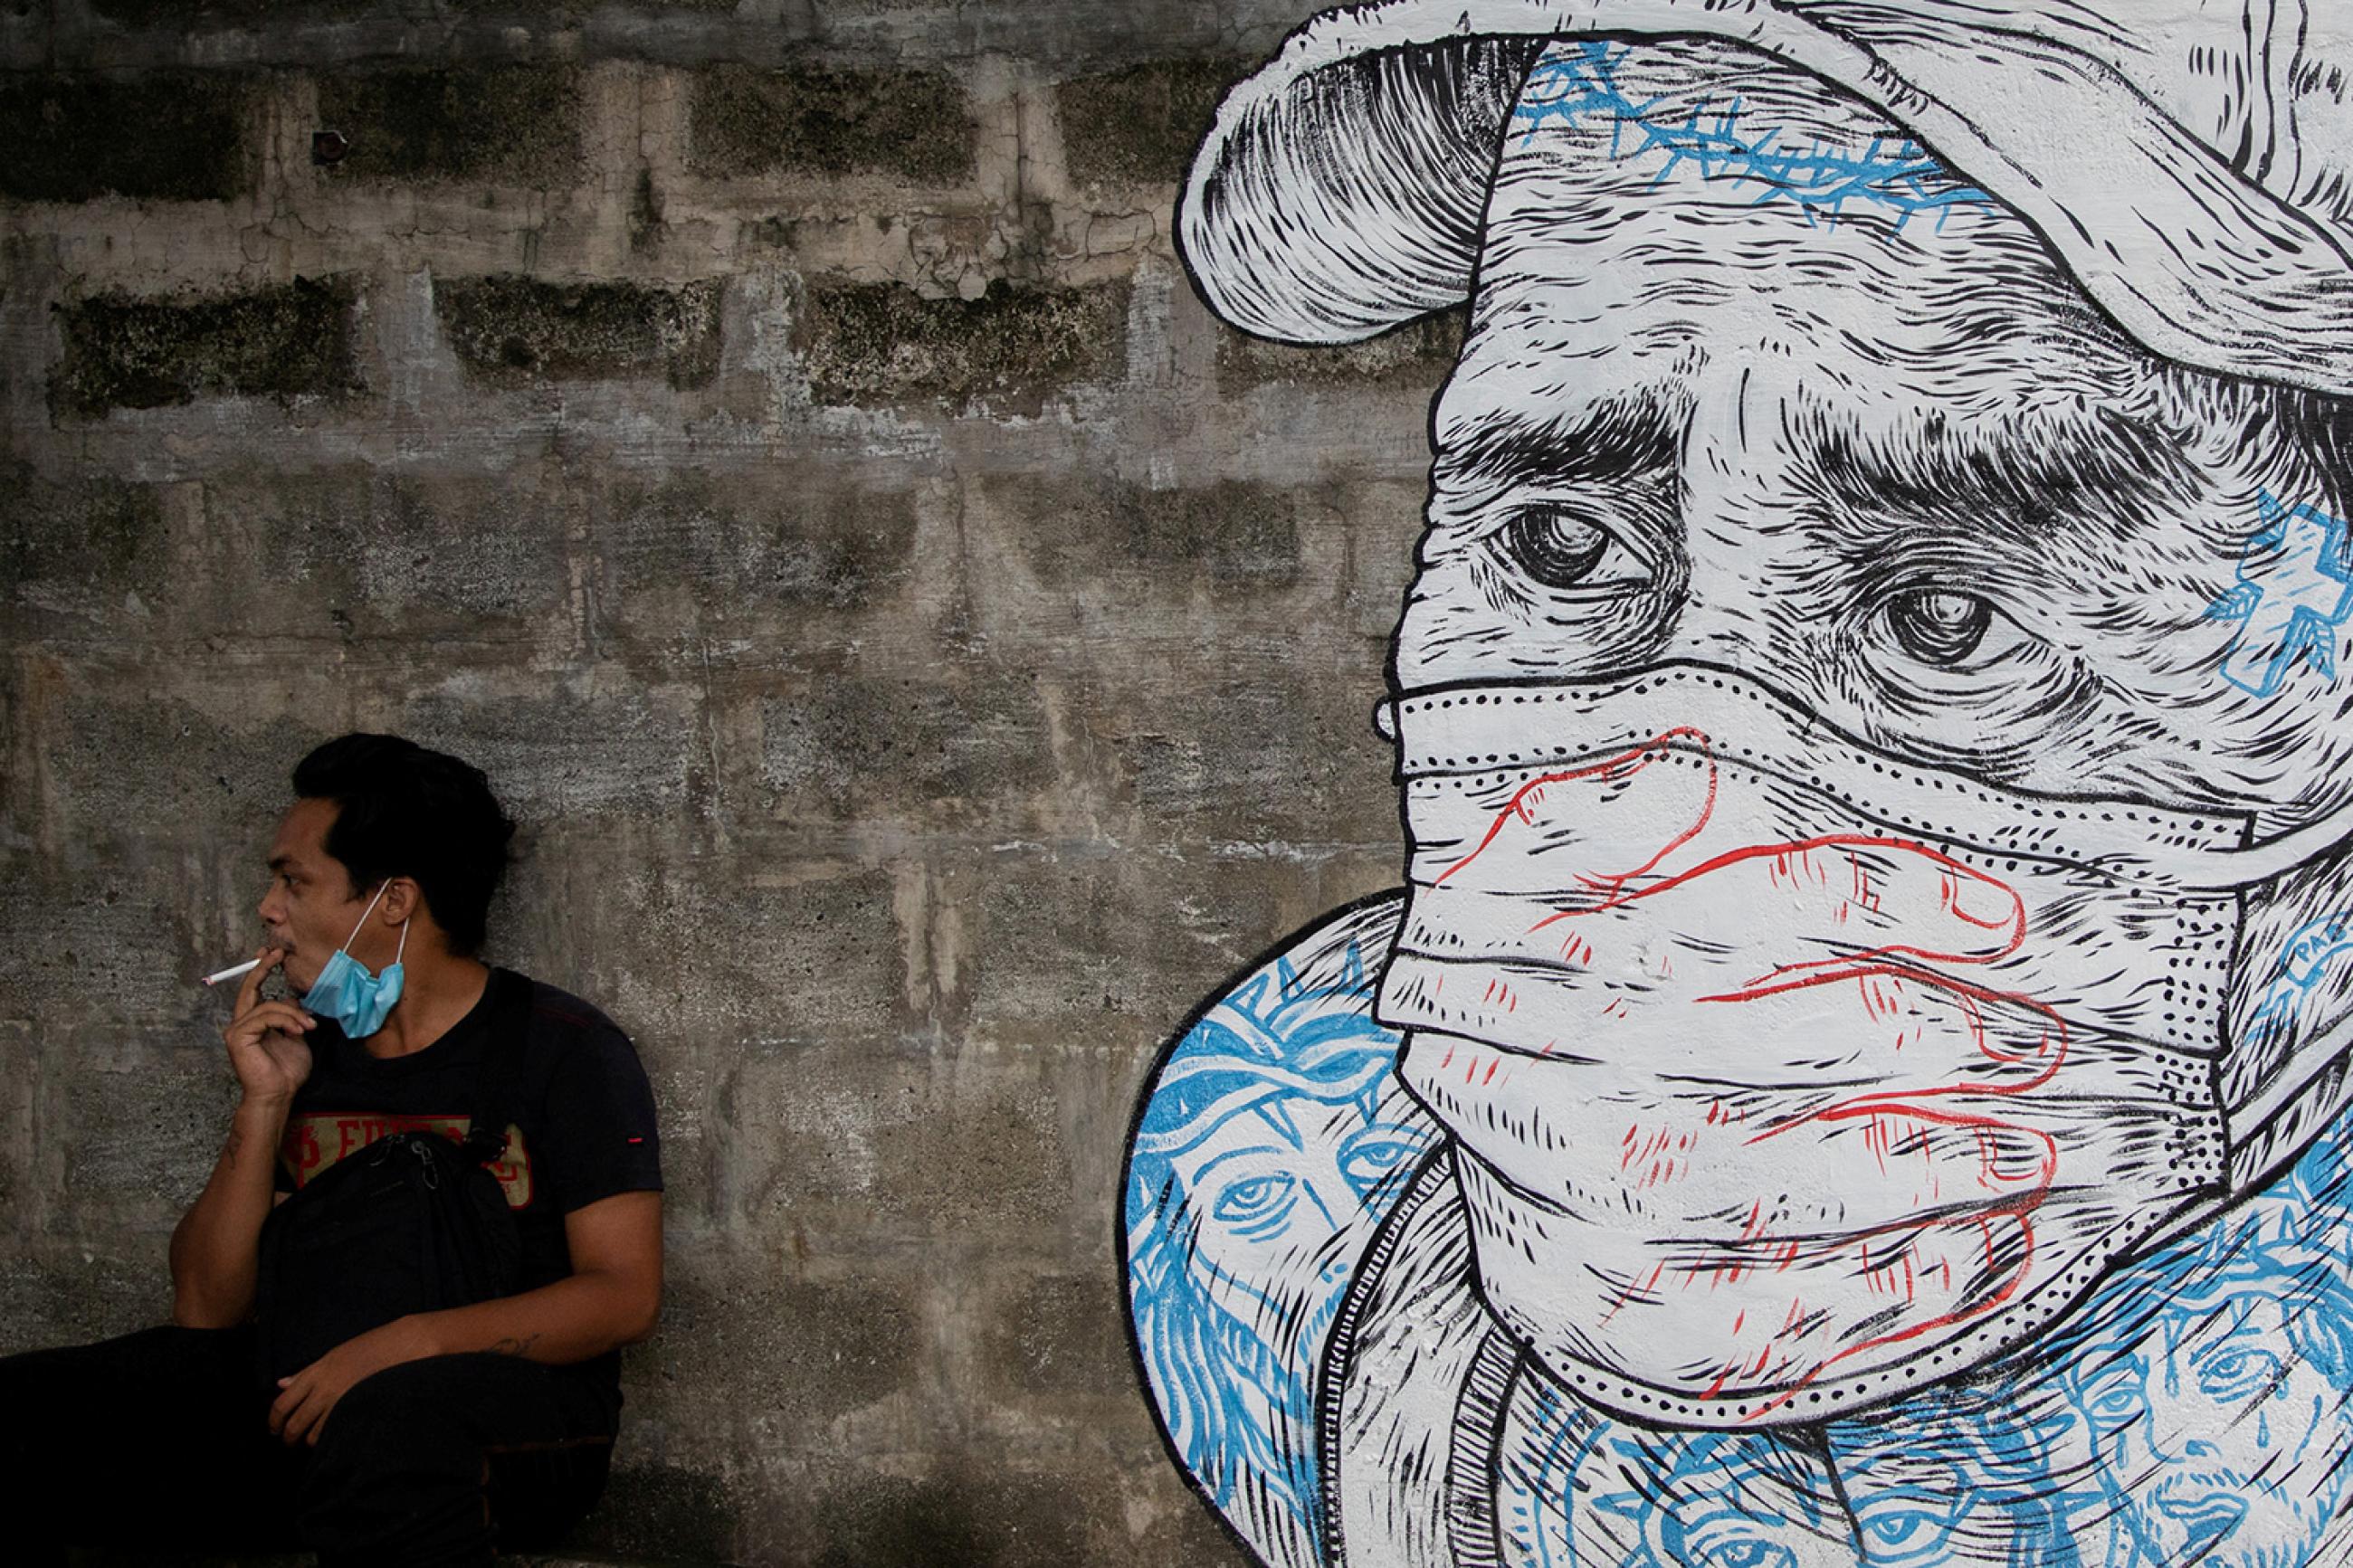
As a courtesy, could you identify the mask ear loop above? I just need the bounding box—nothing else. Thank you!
[2170,795,2353,892]
[340,881,390,949]
[389,909,408,968]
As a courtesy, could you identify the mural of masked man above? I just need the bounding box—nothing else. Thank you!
[1122,4,2353,1566]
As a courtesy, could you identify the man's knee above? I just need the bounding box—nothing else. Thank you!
[300,1354,607,1566]
[311,1351,586,1473]
[312,1354,481,1465]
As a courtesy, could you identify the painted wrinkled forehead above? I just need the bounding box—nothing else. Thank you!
[1466,38,2141,401]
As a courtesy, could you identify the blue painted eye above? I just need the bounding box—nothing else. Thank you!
[1340,1136,1420,1194]
[1211,1174,1297,1225]
[2086,1383,2143,1426]
[2196,1346,2283,1402]
[1673,1509,1803,1568]
[1855,1489,1969,1565]
[1868,1515,1923,1545]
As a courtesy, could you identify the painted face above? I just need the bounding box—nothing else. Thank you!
[1168,1092,1426,1356]
[1396,43,2350,822]
[256,796,386,993]
[1831,1402,2079,1567]
[1573,1430,1846,1568]
[1370,39,2353,1421]
[2071,1290,2353,1568]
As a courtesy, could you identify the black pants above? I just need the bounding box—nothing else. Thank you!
[0,1324,617,1567]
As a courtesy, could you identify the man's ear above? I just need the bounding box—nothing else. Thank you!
[377,877,424,929]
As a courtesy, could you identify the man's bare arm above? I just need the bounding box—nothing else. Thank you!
[417,1190,665,1362]
[169,1098,295,1327]
[171,948,313,1328]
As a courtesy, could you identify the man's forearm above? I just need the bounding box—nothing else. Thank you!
[409,1269,661,1366]
[168,1095,291,1327]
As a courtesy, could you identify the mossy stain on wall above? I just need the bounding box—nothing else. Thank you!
[435,276,724,389]
[49,276,361,419]
[798,277,1129,407]
[0,73,249,203]
[689,65,976,184]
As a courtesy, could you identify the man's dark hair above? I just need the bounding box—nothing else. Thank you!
[292,734,516,956]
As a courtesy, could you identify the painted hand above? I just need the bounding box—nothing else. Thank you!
[1380,721,2196,1419]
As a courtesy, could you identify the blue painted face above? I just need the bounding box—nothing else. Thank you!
[1167,1095,1424,1329]
[1126,935,1434,1559]
[2063,1281,2353,1568]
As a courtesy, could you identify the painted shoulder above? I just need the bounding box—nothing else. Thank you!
[1123,891,1427,1568]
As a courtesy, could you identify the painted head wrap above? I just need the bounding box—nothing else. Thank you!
[1179,0,2353,396]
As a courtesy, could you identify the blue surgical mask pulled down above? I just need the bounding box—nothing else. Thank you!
[300,883,407,1040]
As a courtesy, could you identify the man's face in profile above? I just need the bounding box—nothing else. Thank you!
[257,797,375,993]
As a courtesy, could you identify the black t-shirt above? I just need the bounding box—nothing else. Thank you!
[276,967,662,1388]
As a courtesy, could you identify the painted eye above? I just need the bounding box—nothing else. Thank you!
[1885,590,1994,664]
[1674,1506,1804,1568]
[1866,1513,1926,1548]
[2084,1381,2143,1427]
[1339,1133,1424,1195]
[1210,1173,1296,1225]
[2196,1346,2283,1401]
[1496,505,1649,593]
[1854,1487,1970,1564]
[1683,1532,1797,1568]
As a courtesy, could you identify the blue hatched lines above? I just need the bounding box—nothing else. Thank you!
[1511,41,1996,229]
[2207,489,2353,698]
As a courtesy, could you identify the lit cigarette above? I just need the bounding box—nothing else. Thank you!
[203,958,262,987]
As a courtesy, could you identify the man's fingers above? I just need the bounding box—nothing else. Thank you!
[268,1364,315,1434]
[275,1385,320,1445]
[232,1003,315,1043]
[232,946,282,1014]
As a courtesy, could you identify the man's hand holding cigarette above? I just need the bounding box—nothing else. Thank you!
[219,947,315,1109]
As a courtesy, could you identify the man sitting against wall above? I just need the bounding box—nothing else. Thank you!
[0,734,664,1568]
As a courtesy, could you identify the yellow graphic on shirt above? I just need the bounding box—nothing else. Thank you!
[280,1113,534,1209]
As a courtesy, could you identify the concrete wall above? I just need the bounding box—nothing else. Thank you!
[0,4,1456,1562]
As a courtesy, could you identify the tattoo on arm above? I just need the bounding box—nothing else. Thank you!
[491,1334,542,1357]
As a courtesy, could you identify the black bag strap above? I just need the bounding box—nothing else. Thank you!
[461,969,534,1163]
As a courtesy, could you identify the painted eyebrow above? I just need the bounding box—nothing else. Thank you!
[1802,405,2198,548]
[1437,399,1681,500]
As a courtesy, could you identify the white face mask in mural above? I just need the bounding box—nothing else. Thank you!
[1376,663,2353,1426]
